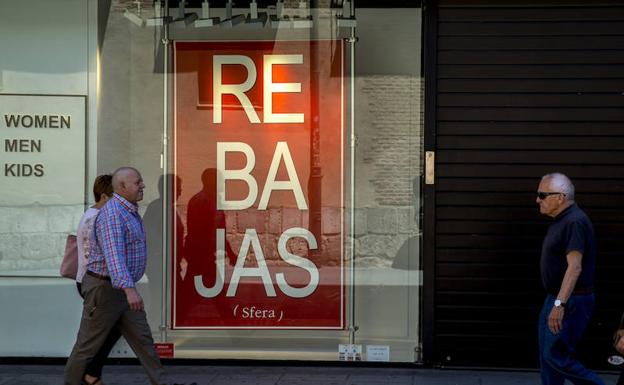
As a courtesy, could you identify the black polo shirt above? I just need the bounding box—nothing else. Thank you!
[540,203,596,294]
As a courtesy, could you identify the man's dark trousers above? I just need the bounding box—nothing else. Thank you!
[538,294,605,385]
[64,273,165,385]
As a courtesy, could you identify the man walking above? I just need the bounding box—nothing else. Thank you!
[65,167,165,385]
[536,172,604,385]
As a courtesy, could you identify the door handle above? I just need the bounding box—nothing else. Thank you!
[425,151,435,185]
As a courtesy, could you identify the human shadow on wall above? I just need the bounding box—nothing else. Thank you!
[143,174,184,328]
[177,168,235,327]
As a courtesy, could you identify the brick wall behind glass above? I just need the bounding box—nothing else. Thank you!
[208,75,423,269]
[353,75,422,267]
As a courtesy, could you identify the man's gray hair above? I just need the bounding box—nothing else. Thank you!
[112,167,139,192]
[541,172,575,201]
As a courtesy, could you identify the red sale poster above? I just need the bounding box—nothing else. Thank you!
[172,40,344,329]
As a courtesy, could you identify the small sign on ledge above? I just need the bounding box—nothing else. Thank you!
[154,343,174,358]
[338,344,362,361]
[366,345,390,362]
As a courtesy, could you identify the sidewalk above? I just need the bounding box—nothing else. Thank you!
[0,364,620,385]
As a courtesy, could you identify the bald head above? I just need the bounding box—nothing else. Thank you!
[112,167,144,204]
[112,167,139,191]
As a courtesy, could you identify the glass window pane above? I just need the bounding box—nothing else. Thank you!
[352,7,423,362]
[0,0,423,363]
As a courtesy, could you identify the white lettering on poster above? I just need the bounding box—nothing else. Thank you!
[216,142,258,210]
[194,228,226,298]
[263,54,304,123]
[217,141,307,210]
[213,55,259,124]
[232,305,285,321]
[227,228,277,297]
[194,228,319,299]
[276,228,318,298]
[241,306,275,319]
[258,141,307,210]
[212,54,304,124]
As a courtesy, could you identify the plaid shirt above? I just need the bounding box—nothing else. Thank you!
[87,193,147,289]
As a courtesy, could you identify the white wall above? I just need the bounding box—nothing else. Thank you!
[0,0,98,357]
[0,0,88,95]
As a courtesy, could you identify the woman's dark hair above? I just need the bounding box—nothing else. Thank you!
[93,174,113,202]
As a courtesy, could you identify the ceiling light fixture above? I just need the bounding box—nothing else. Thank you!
[195,0,221,27]
[171,0,198,27]
[292,1,312,29]
[221,0,245,28]
[145,0,172,27]
[336,0,356,28]
[123,0,146,27]
[270,0,292,28]
[245,0,268,28]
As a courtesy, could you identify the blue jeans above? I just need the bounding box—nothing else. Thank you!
[539,294,605,385]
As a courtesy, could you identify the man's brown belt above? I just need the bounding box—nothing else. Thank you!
[86,270,111,282]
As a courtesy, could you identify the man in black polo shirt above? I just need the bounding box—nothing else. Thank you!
[536,173,604,385]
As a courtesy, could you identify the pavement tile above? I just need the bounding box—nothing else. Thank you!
[346,374,412,385]
[209,374,282,385]
[0,365,619,385]
[478,371,540,385]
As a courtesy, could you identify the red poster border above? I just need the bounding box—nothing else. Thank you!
[170,40,346,330]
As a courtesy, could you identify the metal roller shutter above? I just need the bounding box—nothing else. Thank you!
[423,0,624,368]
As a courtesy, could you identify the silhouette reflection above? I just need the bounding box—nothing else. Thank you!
[177,168,233,325]
[144,174,184,327]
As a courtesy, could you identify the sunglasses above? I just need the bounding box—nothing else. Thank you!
[537,191,565,200]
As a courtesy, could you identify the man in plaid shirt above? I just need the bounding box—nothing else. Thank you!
[64,167,168,385]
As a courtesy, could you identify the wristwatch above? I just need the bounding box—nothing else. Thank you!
[554,299,566,308]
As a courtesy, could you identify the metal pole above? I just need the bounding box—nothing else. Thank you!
[160,0,170,343]
[347,2,357,346]
[309,16,322,259]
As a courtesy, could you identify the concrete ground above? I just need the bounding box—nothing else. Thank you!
[0,364,620,385]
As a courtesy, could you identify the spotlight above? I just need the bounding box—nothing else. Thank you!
[245,0,268,28]
[269,0,312,29]
[221,0,245,28]
[336,0,357,28]
[145,1,172,27]
[292,1,312,28]
[171,0,198,27]
[123,0,146,27]
[124,9,145,27]
[276,0,285,18]
[195,0,220,27]
[270,0,292,28]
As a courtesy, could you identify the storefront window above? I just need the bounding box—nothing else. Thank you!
[0,0,422,363]
[352,7,423,362]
